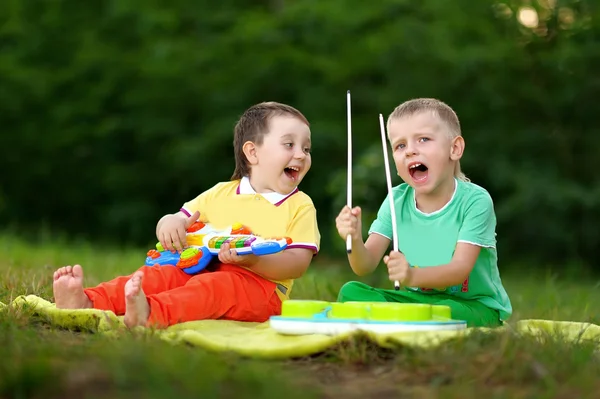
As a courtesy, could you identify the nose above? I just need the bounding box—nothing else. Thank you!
[404,144,417,157]
[294,148,307,159]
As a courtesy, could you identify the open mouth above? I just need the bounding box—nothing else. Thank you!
[408,162,429,183]
[284,166,300,181]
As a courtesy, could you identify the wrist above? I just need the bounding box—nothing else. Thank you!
[404,264,418,286]
[159,214,177,225]
[351,235,363,245]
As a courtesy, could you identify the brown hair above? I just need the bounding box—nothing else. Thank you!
[231,102,310,180]
[387,98,469,182]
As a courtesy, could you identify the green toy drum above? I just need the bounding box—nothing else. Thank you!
[280,300,454,323]
[431,305,452,319]
[329,302,369,320]
[281,300,330,318]
[369,302,433,322]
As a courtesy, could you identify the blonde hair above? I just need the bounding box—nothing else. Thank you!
[231,102,309,180]
[387,98,469,182]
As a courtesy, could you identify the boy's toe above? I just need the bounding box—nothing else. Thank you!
[72,265,84,278]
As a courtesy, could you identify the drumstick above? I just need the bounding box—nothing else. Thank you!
[346,90,352,254]
[378,113,400,290]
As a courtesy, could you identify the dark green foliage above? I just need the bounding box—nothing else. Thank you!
[2,0,599,268]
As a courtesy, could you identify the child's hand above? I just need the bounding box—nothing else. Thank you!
[384,250,412,285]
[335,205,363,242]
[158,210,200,253]
[217,242,259,267]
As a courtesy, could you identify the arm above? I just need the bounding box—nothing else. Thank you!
[403,242,481,288]
[218,201,320,280]
[345,191,396,276]
[217,246,314,281]
[255,201,320,281]
[347,233,390,276]
[246,248,314,281]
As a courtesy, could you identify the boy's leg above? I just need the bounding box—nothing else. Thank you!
[381,290,502,328]
[337,282,501,328]
[84,264,194,315]
[337,281,423,303]
[433,298,502,328]
[143,264,281,328]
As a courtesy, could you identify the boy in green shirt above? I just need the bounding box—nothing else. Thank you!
[335,98,511,327]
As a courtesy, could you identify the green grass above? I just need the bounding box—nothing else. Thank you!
[1,233,600,398]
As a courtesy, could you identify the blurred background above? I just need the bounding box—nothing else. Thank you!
[2,0,599,274]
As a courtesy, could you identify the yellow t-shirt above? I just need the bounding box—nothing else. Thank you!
[180,177,320,301]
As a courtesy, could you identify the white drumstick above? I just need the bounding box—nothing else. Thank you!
[346,90,352,253]
[378,113,400,290]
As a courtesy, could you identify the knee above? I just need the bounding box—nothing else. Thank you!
[337,281,369,302]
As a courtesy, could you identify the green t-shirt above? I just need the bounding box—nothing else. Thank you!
[369,179,512,321]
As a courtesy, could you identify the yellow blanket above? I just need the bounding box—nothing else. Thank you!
[5,295,599,359]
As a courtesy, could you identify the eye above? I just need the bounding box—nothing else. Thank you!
[418,137,430,143]
[396,143,406,150]
[303,147,311,154]
[283,143,293,148]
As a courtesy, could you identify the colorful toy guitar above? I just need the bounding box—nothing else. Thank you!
[144,221,292,274]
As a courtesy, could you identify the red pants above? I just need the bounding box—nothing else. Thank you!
[83,263,282,328]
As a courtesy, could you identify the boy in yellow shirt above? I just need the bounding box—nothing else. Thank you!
[52,102,320,329]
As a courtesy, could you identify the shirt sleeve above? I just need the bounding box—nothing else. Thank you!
[368,193,393,240]
[180,185,216,223]
[285,204,321,254]
[457,191,497,248]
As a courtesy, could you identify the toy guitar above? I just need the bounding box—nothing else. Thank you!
[144,221,292,274]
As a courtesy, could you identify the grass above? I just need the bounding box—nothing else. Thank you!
[1,233,600,398]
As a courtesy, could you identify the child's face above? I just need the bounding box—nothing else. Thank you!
[248,115,312,194]
[388,112,461,196]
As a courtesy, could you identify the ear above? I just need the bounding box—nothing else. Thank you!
[450,136,465,161]
[242,141,259,165]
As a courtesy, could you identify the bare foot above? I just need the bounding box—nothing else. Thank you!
[53,265,93,309]
[123,271,150,328]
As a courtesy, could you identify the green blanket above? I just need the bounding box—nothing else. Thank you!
[4,295,599,359]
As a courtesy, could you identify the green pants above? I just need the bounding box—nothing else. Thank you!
[337,281,502,328]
